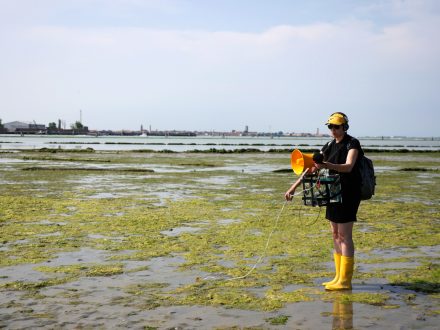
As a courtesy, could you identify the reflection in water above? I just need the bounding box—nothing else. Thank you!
[332,298,353,330]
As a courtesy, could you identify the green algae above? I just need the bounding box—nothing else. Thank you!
[168,283,280,311]
[0,277,75,291]
[34,263,124,277]
[265,314,290,325]
[0,150,439,313]
[124,282,170,295]
[388,263,440,293]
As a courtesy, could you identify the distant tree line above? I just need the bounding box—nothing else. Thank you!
[47,121,83,130]
[46,121,87,134]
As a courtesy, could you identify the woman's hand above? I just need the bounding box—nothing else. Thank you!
[285,189,295,201]
[285,170,308,201]
[315,162,327,170]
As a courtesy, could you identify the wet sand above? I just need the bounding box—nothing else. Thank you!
[1,247,438,329]
[1,280,438,329]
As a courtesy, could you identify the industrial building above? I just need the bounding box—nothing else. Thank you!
[3,121,46,134]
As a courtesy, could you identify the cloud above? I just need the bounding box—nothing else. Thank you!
[0,1,439,135]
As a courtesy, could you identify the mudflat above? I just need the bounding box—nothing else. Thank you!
[0,149,439,329]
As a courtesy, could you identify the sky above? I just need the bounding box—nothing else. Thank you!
[0,0,439,137]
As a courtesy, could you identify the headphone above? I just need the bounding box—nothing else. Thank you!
[330,112,349,131]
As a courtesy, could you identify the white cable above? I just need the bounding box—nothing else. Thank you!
[203,172,320,282]
[222,200,288,281]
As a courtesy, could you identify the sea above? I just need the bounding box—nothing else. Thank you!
[0,135,439,152]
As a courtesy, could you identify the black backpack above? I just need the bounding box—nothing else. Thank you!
[324,137,376,200]
[358,154,376,200]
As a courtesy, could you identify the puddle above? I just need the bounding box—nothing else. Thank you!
[66,175,122,185]
[373,155,440,162]
[37,232,62,237]
[419,245,440,256]
[384,196,436,205]
[224,164,281,174]
[0,264,54,285]
[103,212,125,217]
[249,188,275,193]
[88,192,117,199]
[147,190,197,203]
[217,219,241,225]
[87,234,125,242]
[357,262,420,273]
[248,229,263,236]
[0,158,40,164]
[374,166,399,173]
[358,245,440,260]
[195,176,233,185]
[36,220,67,226]
[217,260,236,268]
[0,180,15,184]
[160,226,203,237]
[4,239,30,246]
[282,284,306,292]
[0,248,112,285]
[50,248,110,265]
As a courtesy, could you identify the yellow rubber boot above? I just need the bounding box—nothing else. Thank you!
[325,256,354,291]
[322,253,341,286]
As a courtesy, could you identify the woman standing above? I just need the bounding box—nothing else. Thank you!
[285,112,362,290]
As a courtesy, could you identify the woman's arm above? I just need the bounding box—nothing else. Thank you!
[285,178,302,201]
[315,148,359,173]
[284,168,311,201]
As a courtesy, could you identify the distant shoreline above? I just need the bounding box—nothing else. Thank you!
[2,147,439,154]
[0,134,439,140]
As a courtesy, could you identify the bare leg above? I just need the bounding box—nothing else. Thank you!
[330,222,342,255]
[337,222,354,257]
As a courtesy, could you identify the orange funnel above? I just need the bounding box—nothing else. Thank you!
[291,149,315,175]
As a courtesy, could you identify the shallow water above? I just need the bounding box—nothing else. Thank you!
[1,134,439,151]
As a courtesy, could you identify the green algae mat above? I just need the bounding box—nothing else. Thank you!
[0,150,439,328]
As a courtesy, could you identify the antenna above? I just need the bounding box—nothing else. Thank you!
[80,109,82,124]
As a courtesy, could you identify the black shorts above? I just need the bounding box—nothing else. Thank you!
[326,190,361,223]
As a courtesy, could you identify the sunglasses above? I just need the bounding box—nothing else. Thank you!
[327,124,341,130]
